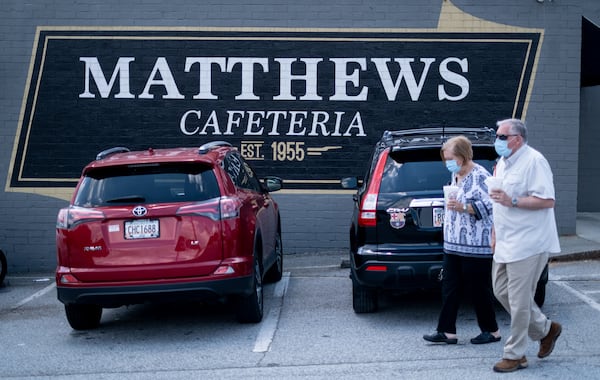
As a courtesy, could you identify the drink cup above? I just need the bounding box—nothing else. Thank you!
[484,177,503,194]
[443,185,459,204]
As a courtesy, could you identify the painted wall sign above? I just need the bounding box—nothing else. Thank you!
[8,27,541,195]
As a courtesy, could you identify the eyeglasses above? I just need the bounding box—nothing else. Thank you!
[495,134,520,141]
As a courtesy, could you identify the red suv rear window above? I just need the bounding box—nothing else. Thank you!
[73,163,220,207]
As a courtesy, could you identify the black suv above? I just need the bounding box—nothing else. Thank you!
[342,127,548,313]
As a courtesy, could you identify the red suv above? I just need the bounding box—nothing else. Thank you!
[56,142,283,329]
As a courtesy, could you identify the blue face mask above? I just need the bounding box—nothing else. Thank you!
[445,159,461,174]
[494,139,513,157]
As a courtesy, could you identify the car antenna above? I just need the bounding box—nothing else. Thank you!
[442,120,447,143]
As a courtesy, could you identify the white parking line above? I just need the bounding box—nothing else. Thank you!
[554,280,600,313]
[12,282,56,310]
[286,264,340,270]
[253,272,290,353]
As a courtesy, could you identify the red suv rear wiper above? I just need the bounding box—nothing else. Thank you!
[106,195,146,203]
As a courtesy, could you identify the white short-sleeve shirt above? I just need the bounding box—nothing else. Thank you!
[493,145,561,263]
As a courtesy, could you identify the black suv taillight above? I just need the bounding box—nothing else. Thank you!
[358,148,390,227]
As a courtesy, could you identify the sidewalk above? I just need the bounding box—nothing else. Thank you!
[553,212,600,262]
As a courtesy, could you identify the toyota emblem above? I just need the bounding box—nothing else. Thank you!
[132,206,147,217]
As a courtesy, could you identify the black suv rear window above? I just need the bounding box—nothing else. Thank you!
[379,148,497,193]
[73,163,220,207]
[380,157,449,193]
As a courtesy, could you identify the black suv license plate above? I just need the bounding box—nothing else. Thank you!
[433,208,444,227]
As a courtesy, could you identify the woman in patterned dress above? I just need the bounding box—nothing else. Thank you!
[423,136,500,345]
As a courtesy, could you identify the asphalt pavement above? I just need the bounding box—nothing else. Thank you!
[1,214,598,380]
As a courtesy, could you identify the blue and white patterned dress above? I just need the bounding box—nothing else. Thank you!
[443,163,493,257]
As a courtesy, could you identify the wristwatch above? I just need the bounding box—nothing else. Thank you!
[511,197,518,207]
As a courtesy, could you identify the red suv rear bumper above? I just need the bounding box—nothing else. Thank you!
[57,274,254,307]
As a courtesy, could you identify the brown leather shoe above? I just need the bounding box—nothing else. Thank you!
[493,357,528,373]
[538,321,562,358]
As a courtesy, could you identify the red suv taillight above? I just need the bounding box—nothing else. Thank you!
[56,207,106,230]
[219,196,242,219]
[358,148,389,227]
[176,196,242,220]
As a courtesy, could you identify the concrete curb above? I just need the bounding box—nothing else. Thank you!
[550,249,600,263]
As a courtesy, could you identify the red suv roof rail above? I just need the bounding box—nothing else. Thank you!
[95,147,130,160]
[198,141,232,154]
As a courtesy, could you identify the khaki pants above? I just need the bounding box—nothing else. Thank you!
[492,252,551,359]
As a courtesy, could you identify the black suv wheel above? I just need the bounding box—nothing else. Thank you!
[352,280,378,313]
[535,263,549,307]
[0,250,6,286]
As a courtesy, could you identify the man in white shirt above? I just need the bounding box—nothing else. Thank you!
[489,118,562,373]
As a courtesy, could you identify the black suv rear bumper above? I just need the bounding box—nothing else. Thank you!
[350,245,443,290]
[57,275,254,308]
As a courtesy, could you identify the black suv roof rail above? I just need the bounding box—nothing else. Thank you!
[96,147,130,160]
[198,141,232,154]
[380,126,495,150]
